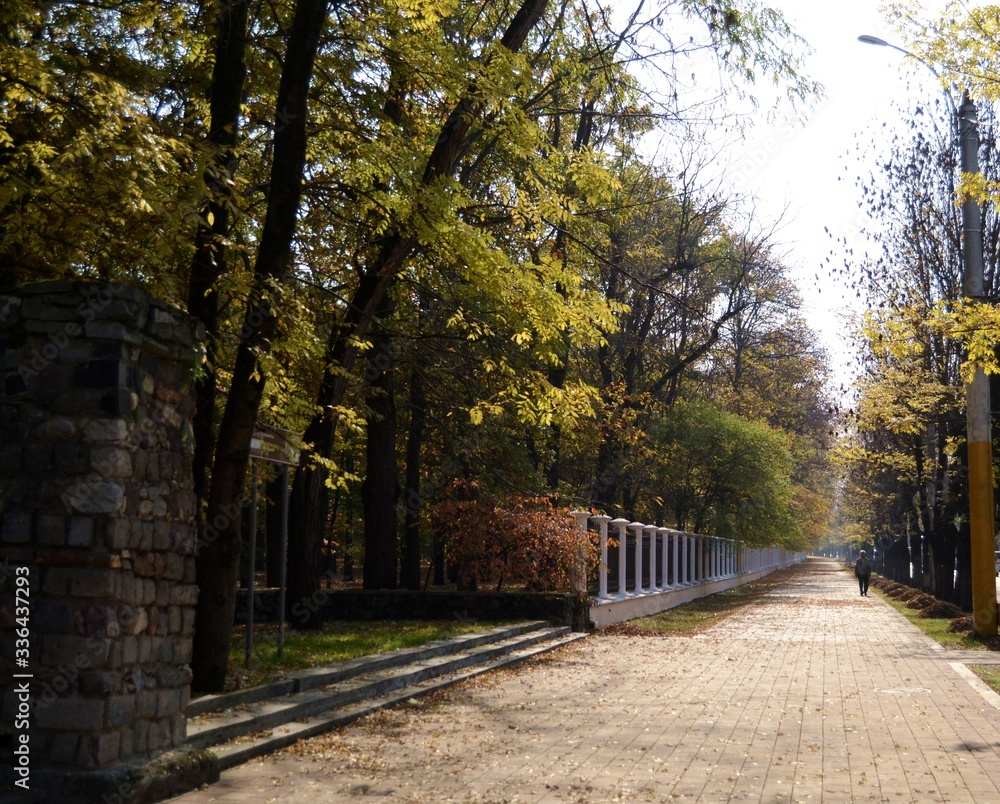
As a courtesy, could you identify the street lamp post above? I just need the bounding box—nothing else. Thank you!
[859,35,997,636]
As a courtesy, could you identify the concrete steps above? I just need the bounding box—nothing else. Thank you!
[185,621,587,770]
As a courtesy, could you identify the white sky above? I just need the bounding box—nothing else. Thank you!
[723,0,943,388]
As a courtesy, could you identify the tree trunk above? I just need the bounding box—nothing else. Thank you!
[929,533,956,603]
[590,441,619,514]
[888,538,909,583]
[362,319,399,589]
[433,528,446,586]
[265,472,284,587]
[186,0,249,505]
[401,351,427,590]
[191,0,331,693]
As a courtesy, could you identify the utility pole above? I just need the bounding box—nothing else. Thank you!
[958,94,998,637]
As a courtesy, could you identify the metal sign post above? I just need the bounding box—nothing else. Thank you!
[247,425,300,666]
[276,464,289,658]
[246,461,258,669]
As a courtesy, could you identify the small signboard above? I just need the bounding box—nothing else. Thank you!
[249,424,300,466]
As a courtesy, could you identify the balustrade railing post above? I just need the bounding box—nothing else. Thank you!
[570,511,591,595]
[629,522,645,594]
[669,530,678,587]
[681,534,688,584]
[645,525,659,590]
[610,518,629,596]
[689,533,695,584]
[593,515,612,600]
[658,527,670,591]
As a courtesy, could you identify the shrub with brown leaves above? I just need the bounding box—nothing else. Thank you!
[431,480,598,592]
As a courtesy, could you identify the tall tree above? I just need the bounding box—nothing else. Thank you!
[186,0,251,504]
[192,0,332,693]
[285,0,555,608]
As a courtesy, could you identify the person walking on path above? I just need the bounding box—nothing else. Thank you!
[855,549,872,596]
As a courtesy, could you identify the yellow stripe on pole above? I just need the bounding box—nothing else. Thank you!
[968,439,997,637]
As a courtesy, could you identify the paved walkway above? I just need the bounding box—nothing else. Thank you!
[170,558,1000,803]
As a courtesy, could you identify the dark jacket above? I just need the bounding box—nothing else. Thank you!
[855,556,872,577]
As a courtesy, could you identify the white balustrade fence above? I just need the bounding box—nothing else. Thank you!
[571,512,805,627]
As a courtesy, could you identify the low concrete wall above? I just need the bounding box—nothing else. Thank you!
[588,563,801,628]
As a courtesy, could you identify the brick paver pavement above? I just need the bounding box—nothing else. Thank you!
[170,557,1000,803]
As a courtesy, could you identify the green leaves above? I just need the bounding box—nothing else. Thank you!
[0,0,203,289]
[931,300,1000,383]
[4,0,829,570]
[649,398,801,547]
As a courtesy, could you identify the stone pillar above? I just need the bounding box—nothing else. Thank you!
[0,282,204,791]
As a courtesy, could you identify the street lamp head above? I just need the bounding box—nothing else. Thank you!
[856,33,944,88]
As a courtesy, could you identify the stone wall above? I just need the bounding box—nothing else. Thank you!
[0,281,202,774]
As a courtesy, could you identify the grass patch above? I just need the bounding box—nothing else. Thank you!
[871,586,986,650]
[865,578,1000,692]
[227,619,511,690]
[969,664,1000,694]
[597,566,800,637]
